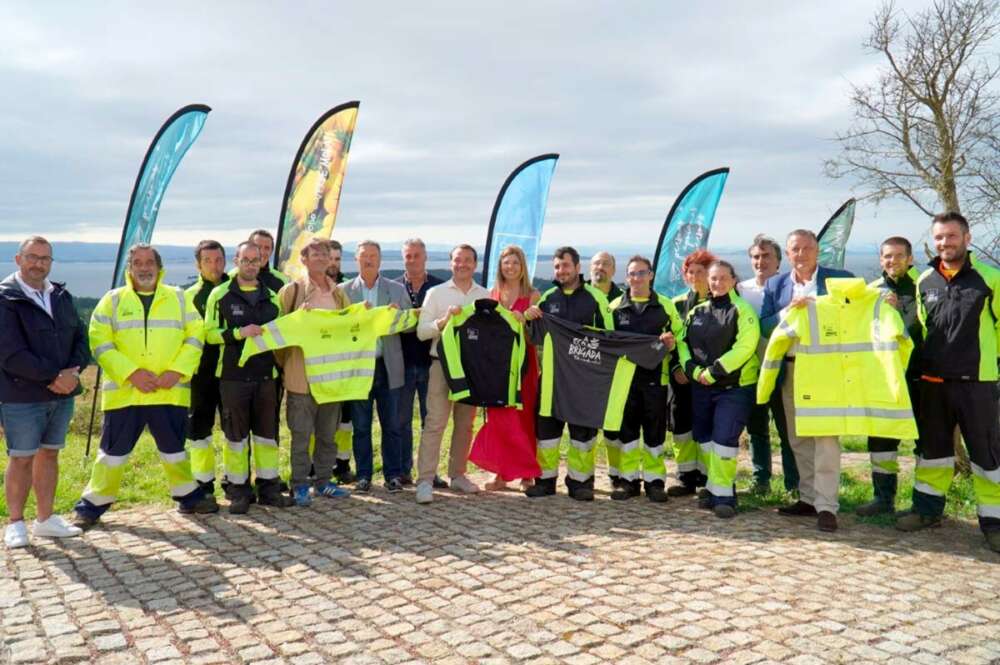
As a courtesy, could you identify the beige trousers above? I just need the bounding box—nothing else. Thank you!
[781,361,841,514]
[416,360,477,484]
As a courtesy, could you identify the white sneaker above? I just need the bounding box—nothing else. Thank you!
[5,521,29,548]
[33,515,83,538]
[450,476,480,494]
[415,482,434,504]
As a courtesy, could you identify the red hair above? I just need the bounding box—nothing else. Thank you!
[682,249,717,273]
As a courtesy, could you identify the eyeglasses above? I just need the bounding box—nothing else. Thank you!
[22,253,53,264]
[627,270,650,278]
[238,258,260,267]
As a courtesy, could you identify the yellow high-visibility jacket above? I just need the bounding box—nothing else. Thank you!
[90,271,204,411]
[756,278,917,439]
[238,303,417,403]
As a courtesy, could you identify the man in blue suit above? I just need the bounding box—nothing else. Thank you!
[760,229,853,531]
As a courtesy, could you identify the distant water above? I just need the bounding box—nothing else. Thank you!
[0,253,882,299]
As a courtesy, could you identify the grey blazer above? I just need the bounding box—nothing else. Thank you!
[341,275,412,390]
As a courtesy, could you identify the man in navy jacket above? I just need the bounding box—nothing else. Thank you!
[759,229,853,531]
[1,236,90,547]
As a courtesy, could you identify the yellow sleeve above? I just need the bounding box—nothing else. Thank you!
[756,308,801,404]
[168,288,205,380]
[708,299,761,382]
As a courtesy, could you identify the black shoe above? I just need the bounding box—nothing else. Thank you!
[72,513,99,531]
[386,477,404,493]
[333,460,356,485]
[432,475,449,489]
[666,484,696,497]
[713,504,736,519]
[525,478,555,497]
[778,500,818,517]
[817,511,839,532]
[611,480,641,501]
[355,478,372,493]
[229,494,251,515]
[180,494,220,515]
[257,482,294,508]
[645,482,669,503]
[697,493,713,510]
[197,480,217,496]
[399,473,414,487]
[569,486,595,502]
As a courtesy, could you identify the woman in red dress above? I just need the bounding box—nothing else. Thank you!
[470,245,542,490]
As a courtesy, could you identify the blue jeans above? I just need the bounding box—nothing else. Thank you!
[1,398,74,457]
[352,359,403,482]
[692,384,754,507]
[397,362,430,476]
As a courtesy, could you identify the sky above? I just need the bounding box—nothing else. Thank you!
[0,1,941,254]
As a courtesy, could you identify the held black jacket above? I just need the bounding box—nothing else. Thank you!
[610,290,684,383]
[0,274,90,402]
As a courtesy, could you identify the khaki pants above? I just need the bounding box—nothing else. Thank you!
[781,361,841,514]
[416,360,476,484]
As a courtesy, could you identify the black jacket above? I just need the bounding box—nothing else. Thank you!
[611,290,677,382]
[871,267,922,379]
[187,273,229,378]
[0,274,90,402]
[206,279,281,381]
[538,278,613,329]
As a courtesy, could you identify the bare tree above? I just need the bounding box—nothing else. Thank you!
[826,0,1000,262]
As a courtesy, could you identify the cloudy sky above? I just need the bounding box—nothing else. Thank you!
[0,1,936,253]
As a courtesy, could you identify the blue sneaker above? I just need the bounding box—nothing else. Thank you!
[293,484,312,507]
[316,482,351,499]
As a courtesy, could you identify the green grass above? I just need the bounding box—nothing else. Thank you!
[0,377,982,526]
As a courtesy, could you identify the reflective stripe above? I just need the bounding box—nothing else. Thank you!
[914,481,945,497]
[265,322,287,347]
[227,438,248,453]
[777,318,798,339]
[703,441,738,459]
[566,468,593,482]
[761,359,782,370]
[620,469,640,481]
[978,504,1000,519]
[308,368,375,383]
[619,440,640,454]
[187,437,212,449]
[796,407,913,419]
[147,320,184,330]
[971,462,1000,484]
[102,381,119,391]
[305,351,378,365]
[604,439,621,450]
[110,292,120,329]
[607,465,622,477]
[160,451,188,464]
[81,491,115,506]
[870,451,898,462]
[806,301,820,346]
[226,471,249,484]
[170,481,198,498]
[338,422,353,432]
[706,482,734,497]
[642,471,666,482]
[676,461,698,472]
[916,455,956,468]
[96,452,130,468]
[537,437,560,450]
[193,471,215,482]
[570,437,595,452]
[388,308,405,334]
[184,337,203,349]
[672,432,692,443]
[798,341,899,354]
[252,335,268,351]
[645,444,665,458]
[93,313,112,325]
[539,469,558,479]
[93,343,115,358]
[255,468,279,480]
[254,436,278,448]
[872,292,885,342]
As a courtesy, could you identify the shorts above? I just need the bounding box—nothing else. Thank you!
[1,398,75,457]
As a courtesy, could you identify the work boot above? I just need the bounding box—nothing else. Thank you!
[697,488,713,510]
[566,477,595,502]
[713,504,736,519]
[896,511,942,532]
[333,459,356,485]
[525,478,556,498]
[645,480,669,503]
[609,474,624,490]
[228,484,253,515]
[857,473,897,517]
[179,494,220,515]
[666,484,696,497]
[257,480,294,508]
[611,479,641,501]
[72,513,99,532]
[985,531,1000,554]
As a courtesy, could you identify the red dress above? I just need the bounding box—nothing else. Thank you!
[469,295,541,481]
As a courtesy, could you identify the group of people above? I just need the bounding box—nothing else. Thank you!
[2,212,999,554]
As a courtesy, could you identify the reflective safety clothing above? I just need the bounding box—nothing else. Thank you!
[609,290,684,483]
[90,271,204,411]
[185,274,228,487]
[438,299,526,406]
[681,291,760,388]
[229,265,288,297]
[238,304,418,403]
[757,278,917,439]
[670,290,708,486]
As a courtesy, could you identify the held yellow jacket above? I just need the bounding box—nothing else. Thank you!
[238,303,417,403]
[90,270,205,411]
[756,278,917,439]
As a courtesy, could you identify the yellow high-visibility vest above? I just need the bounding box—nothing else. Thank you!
[90,271,204,410]
[757,278,917,439]
[238,304,417,403]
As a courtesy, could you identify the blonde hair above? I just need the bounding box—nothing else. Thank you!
[494,245,533,297]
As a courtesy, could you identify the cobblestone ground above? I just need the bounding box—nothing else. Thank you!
[2,469,999,665]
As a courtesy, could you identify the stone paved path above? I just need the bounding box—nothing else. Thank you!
[2,471,999,665]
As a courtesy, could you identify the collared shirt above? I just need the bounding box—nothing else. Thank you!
[791,270,818,300]
[737,277,767,315]
[417,278,491,358]
[13,272,54,318]
[397,272,443,367]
